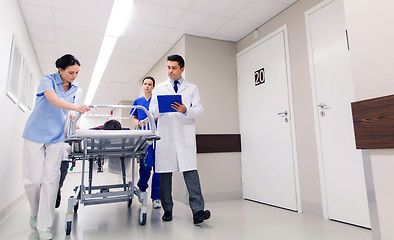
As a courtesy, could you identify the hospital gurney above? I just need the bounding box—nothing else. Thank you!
[63,105,160,235]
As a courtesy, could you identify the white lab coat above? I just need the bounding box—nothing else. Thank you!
[149,79,204,173]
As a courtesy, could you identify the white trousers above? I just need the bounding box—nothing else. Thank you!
[23,139,64,232]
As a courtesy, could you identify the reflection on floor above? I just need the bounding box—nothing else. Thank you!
[0,172,372,240]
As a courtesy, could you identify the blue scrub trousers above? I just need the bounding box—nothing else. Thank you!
[137,145,160,200]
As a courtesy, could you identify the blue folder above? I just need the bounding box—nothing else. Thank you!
[157,95,182,113]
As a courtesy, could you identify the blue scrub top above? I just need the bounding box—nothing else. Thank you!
[23,72,78,143]
[131,96,151,121]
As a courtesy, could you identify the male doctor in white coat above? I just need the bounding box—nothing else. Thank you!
[149,54,211,224]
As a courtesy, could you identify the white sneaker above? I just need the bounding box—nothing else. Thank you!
[39,231,53,240]
[153,199,162,209]
[29,216,37,230]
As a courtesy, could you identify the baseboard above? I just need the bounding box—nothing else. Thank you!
[0,194,25,222]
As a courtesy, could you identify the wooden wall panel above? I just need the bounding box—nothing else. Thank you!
[196,134,241,153]
[351,94,394,149]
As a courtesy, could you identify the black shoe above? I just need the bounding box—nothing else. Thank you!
[162,211,173,222]
[55,189,61,208]
[193,210,211,224]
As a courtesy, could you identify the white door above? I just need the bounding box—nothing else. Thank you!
[237,26,299,211]
[306,0,370,227]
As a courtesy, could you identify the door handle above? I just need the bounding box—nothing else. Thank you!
[318,103,327,109]
[318,103,327,117]
[277,111,288,116]
[278,111,288,123]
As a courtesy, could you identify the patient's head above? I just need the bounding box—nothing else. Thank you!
[102,119,122,130]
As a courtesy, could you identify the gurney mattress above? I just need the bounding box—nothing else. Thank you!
[67,129,156,139]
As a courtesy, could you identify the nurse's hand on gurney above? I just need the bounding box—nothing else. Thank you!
[133,117,158,130]
[133,117,148,129]
[133,118,142,129]
[74,104,90,114]
[69,105,89,121]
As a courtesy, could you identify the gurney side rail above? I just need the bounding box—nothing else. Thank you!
[64,105,157,139]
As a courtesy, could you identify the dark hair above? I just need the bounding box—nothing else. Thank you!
[55,54,80,69]
[102,119,122,130]
[142,76,155,86]
[167,54,185,69]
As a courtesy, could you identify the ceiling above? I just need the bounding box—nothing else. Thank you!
[18,0,297,105]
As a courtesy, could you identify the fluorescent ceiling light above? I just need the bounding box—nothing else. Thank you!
[84,36,117,105]
[106,0,134,37]
[84,0,134,105]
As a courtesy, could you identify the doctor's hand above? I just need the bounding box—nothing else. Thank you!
[171,102,186,113]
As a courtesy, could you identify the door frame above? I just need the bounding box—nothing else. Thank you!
[237,25,301,212]
[305,0,341,220]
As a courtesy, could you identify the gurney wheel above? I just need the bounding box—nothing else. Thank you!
[139,210,147,225]
[127,198,132,207]
[66,221,72,235]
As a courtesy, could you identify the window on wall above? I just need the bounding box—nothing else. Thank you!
[6,35,23,104]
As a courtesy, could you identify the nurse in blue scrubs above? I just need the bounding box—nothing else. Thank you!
[22,54,89,240]
[131,76,161,209]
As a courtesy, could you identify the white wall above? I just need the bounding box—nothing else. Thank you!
[237,0,325,216]
[343,0,394,239]
[343,0,394,101]
[0,0,42,216]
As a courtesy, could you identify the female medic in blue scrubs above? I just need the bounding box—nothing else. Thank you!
[131,76,161,209]
[22,54,89,240]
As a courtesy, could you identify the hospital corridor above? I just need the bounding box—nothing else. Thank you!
[1,0,394,240]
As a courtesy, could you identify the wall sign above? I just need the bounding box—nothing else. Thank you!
[254,67,265,86]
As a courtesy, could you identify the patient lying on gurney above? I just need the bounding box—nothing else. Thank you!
[98,119,131,175]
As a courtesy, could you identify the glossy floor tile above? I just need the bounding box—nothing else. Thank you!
[0,172,372,240]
